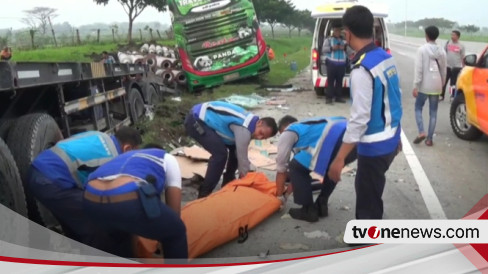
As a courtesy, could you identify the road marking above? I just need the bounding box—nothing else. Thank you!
[401,131,447,219]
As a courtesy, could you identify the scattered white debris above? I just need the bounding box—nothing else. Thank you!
[395,179,405,183]
[304,230,331,240]
[281,214,292,220]
[280,243,310,251]
[171,97,182,102]
[340,206,351,211]
[258,250,270,259]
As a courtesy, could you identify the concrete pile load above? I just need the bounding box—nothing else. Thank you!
[117,43,186,87]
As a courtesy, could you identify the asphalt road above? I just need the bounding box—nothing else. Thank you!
[197,38,488,261]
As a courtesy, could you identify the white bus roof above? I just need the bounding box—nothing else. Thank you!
[311,1,388,18]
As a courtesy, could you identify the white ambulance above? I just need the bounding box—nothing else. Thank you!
[311,0,391,96]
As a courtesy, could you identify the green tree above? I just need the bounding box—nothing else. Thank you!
[460,24,480,33]
[256,0,292,38]
[296,9,315,36]
[94,0,167,44]
[280,1,298,38]
[415,18,456,30]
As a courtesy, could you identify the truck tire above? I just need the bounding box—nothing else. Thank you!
[314,87,325,96]
[6,113,63,224]
[128,88,145,124]
[145,84,160,106]
[0,119,16,141]
[0,139,27,217]
[450,93,483,141]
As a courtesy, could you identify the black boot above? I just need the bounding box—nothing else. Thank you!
[289,205,319,223]
[197,186,211,199]
[315,196,328,217]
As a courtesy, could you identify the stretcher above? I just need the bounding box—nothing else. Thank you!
[135,172,281,259]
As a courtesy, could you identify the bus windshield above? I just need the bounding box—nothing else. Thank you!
[169,0,261,73]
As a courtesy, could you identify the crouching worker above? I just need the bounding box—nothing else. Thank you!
[275,116,357,222]
[185,101,278,198]
[82,148,188,260]
[27,127,142,246]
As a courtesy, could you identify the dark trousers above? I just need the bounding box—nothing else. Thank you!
[27,167,109,249]
[289,141,357,206]
[355,151,397,219]
[441,67,462,98]
[184,114,238,197]
[83,195,188,259]
[326,61,346,100]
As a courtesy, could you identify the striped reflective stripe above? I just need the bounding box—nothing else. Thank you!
[64,87,126,115]
[310,120,345,173]
[90,63,106,78]
[243,113,256,127]
[17,70,40,79]
[51,133,118,188]
[361,126,399,143]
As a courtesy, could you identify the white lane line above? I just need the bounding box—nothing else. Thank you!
[401,131,447,219]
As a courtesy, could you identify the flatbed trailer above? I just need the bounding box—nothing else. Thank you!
[0,60,164,225]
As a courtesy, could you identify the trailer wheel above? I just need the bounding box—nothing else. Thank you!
[6,113,63,224]
[146,84,160,106]
[0,139,27,217]
[128,88,145,123]
[0,119,16,141]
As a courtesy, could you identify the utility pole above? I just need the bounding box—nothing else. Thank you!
[404,0,407,37]
[48,16,58,47]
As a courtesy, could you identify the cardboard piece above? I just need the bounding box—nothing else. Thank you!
[248,149,276,169]
[310,166,355,182]
[249,140,278,155]
[183,145,211,161]
[266,99,287,106]
[175,156,207,179]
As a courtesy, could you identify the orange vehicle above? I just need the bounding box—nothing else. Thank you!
[451,45,488,140]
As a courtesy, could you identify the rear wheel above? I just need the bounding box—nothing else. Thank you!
[0,119,16,141]
[145,85,160,106]
[450,93,483,141]
[128,88,145,124]
[6,113,63,225]
[0,139,27,217]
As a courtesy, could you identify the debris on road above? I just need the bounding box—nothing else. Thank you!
[340,206,351,211]
[304,231,331,240]
[171,97,182,102]
[281,214,292,220]
[280,243,310,251]
[183,145,211,161]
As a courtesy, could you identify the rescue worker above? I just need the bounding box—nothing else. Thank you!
[82,148,188,260]
[27,127,142,247]
[328,6,403,220]
[275,115,357,222]
[184,101,278,198]
[267,44,275,61]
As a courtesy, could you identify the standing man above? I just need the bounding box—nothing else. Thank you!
[322,25,348,104]
[101,51,116,64]
[441,30,465,101]
[413,26,447,147]
[275,115,357,222]
[184,101,278,198]
[83,148,188,260]
[27,127,142,247]
[328,6,403,220]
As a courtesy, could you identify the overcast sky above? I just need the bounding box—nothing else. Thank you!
[2,0,486,30]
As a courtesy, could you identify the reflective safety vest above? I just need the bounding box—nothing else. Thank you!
[353,47,402,156]
[287,117,346,173]
[32,131,122,189]
[192,101,259,145]
[87,149,167,195]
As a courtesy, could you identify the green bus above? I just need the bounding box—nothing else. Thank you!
[168,0,270,92]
